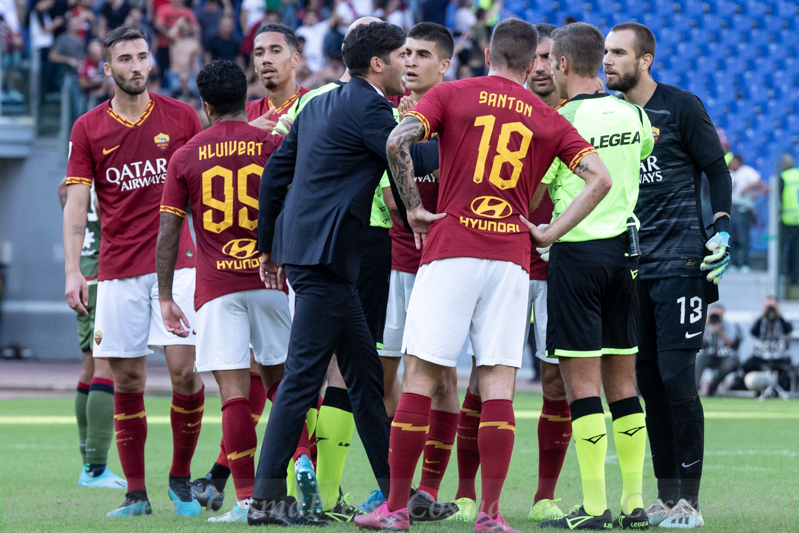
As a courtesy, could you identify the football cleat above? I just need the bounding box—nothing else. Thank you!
[169,477,202,517]
[319,493,364,522]
[106,495,152,517]
[644,499,671,526]
[295,454,323,518]
[529,498,566,522]
[353,502,410,531]
[658,499,704,529]
[408,489,459,522]
[189,473,225,511]
[539,505,613,530]
[78,465,127,489]
[357,489,386,513]
[208,501,249,523]
[474,512,519,533]
[445,497,477,522]
[617,507,649,529]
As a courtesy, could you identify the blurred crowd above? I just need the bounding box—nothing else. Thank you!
[0,0,505,116]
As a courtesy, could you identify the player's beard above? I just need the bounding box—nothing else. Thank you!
[606,62,641,93]
[530,81,555,99]
[112,72,147,96]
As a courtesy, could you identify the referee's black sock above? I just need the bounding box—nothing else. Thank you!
[659,349,704,511]
[636,359,679,506]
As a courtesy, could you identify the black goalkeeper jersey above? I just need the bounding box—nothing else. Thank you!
[633,83,726,279]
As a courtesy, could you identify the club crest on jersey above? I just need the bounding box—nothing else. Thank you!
[94,330,103,345]
[223,238,258,259]
[651,126,660,144]
[154,133,170,151]
[470,196,512,219]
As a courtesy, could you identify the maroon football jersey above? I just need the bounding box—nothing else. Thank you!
[245,87,311,121]
[161,120,283,310]
[407,76,596,271]
[527,190,554,281]
[67,93,200,281]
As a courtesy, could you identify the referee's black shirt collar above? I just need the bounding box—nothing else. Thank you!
[567,91,613,104]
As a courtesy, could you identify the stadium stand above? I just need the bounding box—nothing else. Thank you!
[502,0,799,258]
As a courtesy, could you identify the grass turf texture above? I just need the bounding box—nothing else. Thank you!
[1,392,798,532]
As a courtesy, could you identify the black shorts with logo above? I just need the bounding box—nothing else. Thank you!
[546,235,639,358]
[637,275,708,359]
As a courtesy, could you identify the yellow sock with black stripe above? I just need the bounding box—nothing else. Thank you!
[609,397,646,514]
[315,387,355,510]
[570,396,608,516]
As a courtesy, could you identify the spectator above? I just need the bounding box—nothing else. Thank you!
[695,304,742,396]
[77,40,111,108]
[351,0,373,16]
[99,0,132,38]
[333,0,359,25]
[49,0,69,38]
[295,9,328,72]
[779,154,799,286]
[67,0,97,42]
[383,0,412,29]
[728,153,764,272]
[122,7,151,41]
[196,0,230,48]
[27,0,56,96]
[453,0,475,36]
[744,296,794,392]
[421,0,448,26]
[205,15,240,63]
[49,16,85,73]
[240,0,266,34]
[154,0,199,75]
[166,16,201,92]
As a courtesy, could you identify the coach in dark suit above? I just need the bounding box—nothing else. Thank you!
[250,22,440,526]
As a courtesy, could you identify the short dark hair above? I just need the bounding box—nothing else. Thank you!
[103,26,147,62]
[489,19,538,73]
[732,154,744,164]
[342,22,406,77]
[196,60,248,117]
[551,22,605,78]
[255,23,300,53]
[610,22,656,60]
[534,23,557,41]
[408,22,454,60]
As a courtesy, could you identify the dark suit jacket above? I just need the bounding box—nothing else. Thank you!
[258,76,438,283]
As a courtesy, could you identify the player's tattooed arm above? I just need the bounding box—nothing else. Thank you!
[62,183,91,315]
[386,116,426,211]
[155,212,183,302]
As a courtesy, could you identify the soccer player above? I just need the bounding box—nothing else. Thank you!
[357,19,611,533]
[246,24,311,131]
[389,22,458,506]
[63,26,204,518]
[530,22,653,530]
[604,22,732,529]
[58,179,125,490]
[189,22,313,512]
[521,22,575,524]
[157,59,290,524]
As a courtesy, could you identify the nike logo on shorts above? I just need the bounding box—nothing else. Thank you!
[682,460,701,468]
[685,331,702,339]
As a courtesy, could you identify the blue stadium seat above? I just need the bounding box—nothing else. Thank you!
[682,0,705,17]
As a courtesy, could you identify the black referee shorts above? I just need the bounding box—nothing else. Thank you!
[546,235,639,358]
[357,226,392,348]
[637,276,708,360]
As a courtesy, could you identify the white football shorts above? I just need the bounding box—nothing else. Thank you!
[195,289,291,372]
[93,268,197,358]
[402,257,529,368]
[378,269,417,358]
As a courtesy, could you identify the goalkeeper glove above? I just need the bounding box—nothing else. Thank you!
[700,231,730,285]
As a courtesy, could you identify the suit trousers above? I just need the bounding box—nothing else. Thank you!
[253,263,391,501]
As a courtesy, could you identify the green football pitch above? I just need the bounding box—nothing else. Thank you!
[1,392,798,532]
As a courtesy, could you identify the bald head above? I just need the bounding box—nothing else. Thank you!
[346,16,382,37]
[783,154,795,171]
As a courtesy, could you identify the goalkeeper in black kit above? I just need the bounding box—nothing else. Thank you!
[603,22,732,529]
